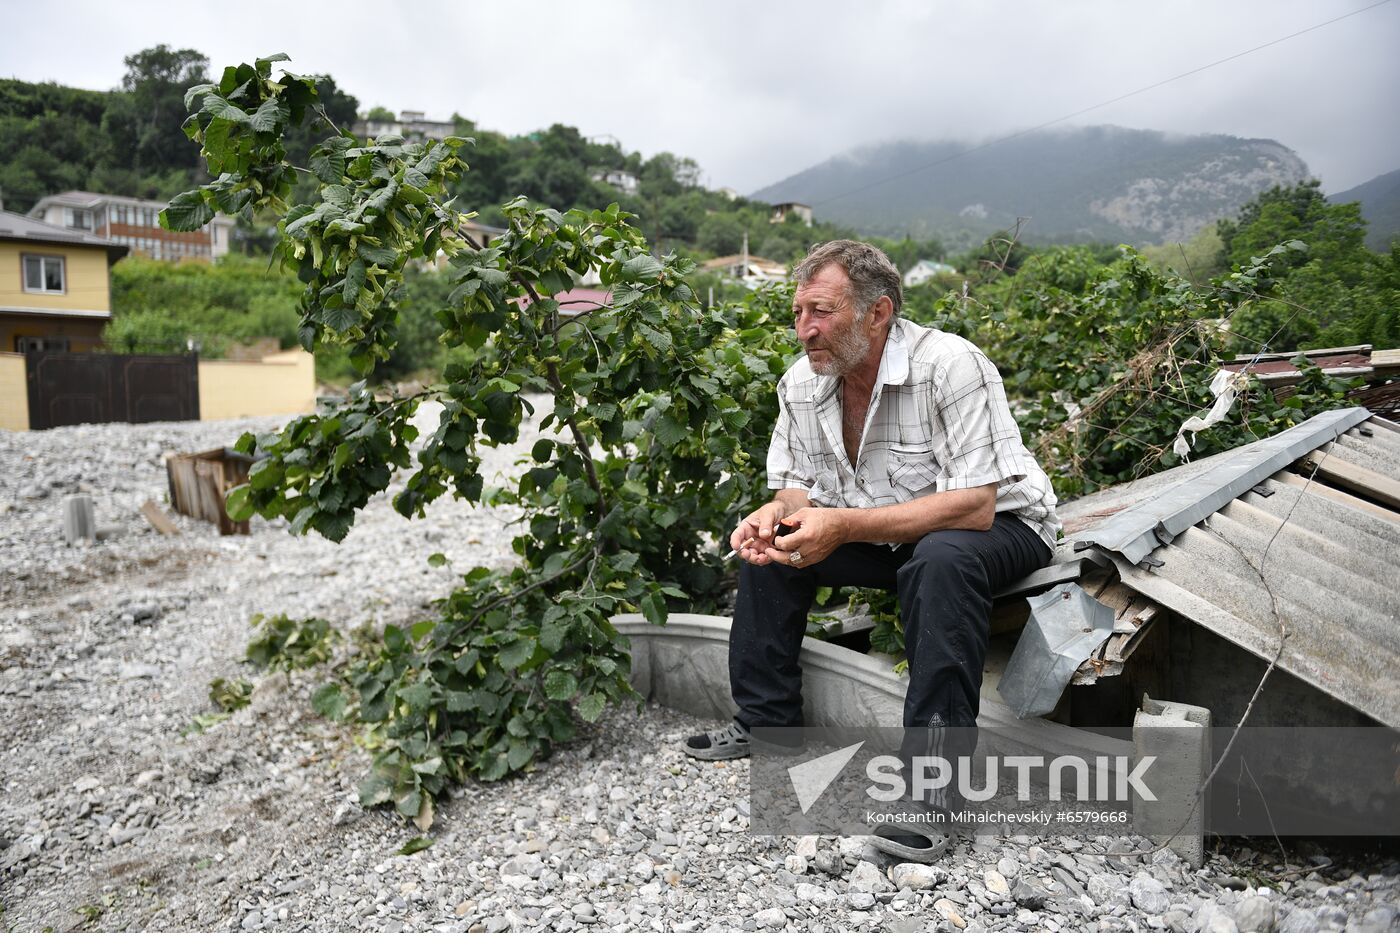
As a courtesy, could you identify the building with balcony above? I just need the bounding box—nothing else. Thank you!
[28,191,235,262]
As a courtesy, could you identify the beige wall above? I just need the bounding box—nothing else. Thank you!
[0,242,112,312]
[0,352,28,431]
[198,349,316,421]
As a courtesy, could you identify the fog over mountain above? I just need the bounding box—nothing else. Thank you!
[751,126,1313,248]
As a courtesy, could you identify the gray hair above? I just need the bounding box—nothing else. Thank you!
[793,239,903,322]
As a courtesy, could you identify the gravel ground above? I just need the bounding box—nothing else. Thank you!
[1,410,1397,933]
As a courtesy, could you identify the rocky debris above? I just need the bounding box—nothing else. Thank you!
[2,411,1399,930]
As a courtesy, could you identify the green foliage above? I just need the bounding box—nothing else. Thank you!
[1139,225,1227,284]
[107,254,303,355]
[912,239,1361,501]
[0,45,261,213]
[184,675,254,735]
[1218,181,1399,350]
[396,836,435,856]
[245,613,340,671]
[208,676,253,712]
[0,45,359,233]
[114,46,211,176]
[178,56,796,826]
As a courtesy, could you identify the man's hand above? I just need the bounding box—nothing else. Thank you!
[731,499,792,566]
[761,507,848,567]
[732,489,812,566]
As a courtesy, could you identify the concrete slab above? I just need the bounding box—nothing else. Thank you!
[613,613,1133,765]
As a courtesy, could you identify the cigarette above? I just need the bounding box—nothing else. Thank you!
[724,537,758,560]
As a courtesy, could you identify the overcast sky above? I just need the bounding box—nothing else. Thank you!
[3,0,1397,195]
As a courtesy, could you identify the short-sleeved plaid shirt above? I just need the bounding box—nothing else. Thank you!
[767,318,1060,550]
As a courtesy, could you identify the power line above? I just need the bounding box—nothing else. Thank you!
[812,0,1394,208]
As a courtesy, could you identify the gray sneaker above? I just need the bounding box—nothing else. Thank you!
[683,721,751,760]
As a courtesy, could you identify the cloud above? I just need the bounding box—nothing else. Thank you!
[2,0,1396,193]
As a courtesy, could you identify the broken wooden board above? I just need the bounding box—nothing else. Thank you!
[141,499,180,536]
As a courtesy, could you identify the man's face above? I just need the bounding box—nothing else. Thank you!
[793,264,872,377]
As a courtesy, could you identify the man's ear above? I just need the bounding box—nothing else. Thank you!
[867,295,895,331]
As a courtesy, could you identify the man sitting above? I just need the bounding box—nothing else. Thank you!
[683,240,1059,857]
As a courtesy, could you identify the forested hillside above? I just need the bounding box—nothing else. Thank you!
[0,45,864,265]
[1329,168,1400,251]
[0,47,358,214]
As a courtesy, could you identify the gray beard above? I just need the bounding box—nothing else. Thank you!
[808,326,871,377]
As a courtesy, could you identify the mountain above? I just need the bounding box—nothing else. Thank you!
[750,126,1311,248]
[1329,169,1400,251]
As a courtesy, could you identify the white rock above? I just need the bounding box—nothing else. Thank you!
[847,892,876,909]
[1233,895,1275,932]
[1196,901,1241,933]
[754,907,787,929]
[848,860,889,893]
[1129,873,1171,914]
[890,863,941,891]
[983,869,1010,897]
[933,897,966,929]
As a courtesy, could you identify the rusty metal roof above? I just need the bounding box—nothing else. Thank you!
[1057,409,1400,728]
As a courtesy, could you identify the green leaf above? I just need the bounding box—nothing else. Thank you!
[543,670,578,701]
[620,253,664,281]
[396,836,434,856]
[397,681,434,711]
[497,637,535,671]
[427,552,448,567]
[311,683,347,721]
[343,258,367,304]
[479,753,509,782]
[577,693,607,722]
[358,774,393,807]
[249,97,290,132]
[640,592,667,626]
[200,93,251,124]
[637,323,672,353]
[507,738,533,770]
[357,241,398,265]
[651,415,688,447]
[183,82,216,110]
[396,787,423,818]
[322,303,361,334]
[225,484,254,521]
[162,190,215,231]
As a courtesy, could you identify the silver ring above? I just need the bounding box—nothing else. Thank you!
[789,550,804,566]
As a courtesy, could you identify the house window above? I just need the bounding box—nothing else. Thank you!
[16,335,71,353]
[64,208,92,230]
[22,254,65,294]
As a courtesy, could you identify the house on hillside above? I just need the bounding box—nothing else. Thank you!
[769,202,813,226]
[590,169,640,196]
[903,259,957,287]
[354,109,456,142]
[701,253,788,286]
[0,210,127,354]
[28,191,234,262]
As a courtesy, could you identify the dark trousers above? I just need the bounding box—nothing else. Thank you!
[729,512,1052,734]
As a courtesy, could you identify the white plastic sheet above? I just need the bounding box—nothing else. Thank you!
[1173,369,1249,459]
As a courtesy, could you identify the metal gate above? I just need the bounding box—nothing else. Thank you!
[25,352,200,430]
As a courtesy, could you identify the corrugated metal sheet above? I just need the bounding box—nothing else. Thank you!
[1058,411,1400,728]
[1071,407,1371,564]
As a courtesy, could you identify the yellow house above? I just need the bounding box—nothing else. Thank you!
[1,211,127,431]
[1,208,314,432]
[0,209,127,354]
